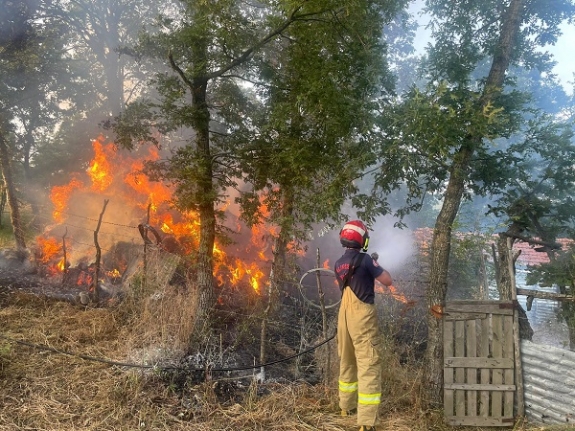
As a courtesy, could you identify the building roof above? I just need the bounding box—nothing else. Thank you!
[413,228,572,267]
[514,238,572,266]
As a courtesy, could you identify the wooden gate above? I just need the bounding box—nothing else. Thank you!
[443,300,519,426]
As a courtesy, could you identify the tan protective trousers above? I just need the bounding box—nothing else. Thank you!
[337,287,382,426]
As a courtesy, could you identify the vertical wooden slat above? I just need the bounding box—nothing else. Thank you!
[466,319,477,416]
[455,320,465,417]
[491,314,503,417]
[480,314,490,417]
[513,309,524,417]
[444,320,455,416]
[507,237,524,418]
[502,314,514,417]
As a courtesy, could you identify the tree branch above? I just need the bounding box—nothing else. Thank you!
[168,51,195,90]
[207,5,333,80]
[221,73,290,91]
[500,231,562,250]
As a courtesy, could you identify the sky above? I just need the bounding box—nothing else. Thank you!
[409,2,575,95]
[548,23,575,93]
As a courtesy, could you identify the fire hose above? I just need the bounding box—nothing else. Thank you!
[0,331,334,373]
[298,267,340,309]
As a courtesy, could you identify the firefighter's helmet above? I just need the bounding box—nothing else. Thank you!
[339,220,369,252]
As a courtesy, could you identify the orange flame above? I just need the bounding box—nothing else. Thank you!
[43,134,274,294]
[124,147,172,210]
[287,240,306,257]
[79,271,93,287]
[36,237,62,263]
[106,268,121,279]
[430,304,444,318]
[375,283,411,304]
[50,176,84,223]
[88,138,115,191]
[229,259,264,293]
[57,258,66,271]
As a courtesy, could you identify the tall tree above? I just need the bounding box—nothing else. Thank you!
[371,0,575,407]
[0,0,69,249]
[230,0,403,363]
[112,1,386,326]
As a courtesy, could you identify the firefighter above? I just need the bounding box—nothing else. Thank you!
[334,220,393,431]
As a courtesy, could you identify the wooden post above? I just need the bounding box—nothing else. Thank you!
[507,237,524,418]
[316,248,329,384]
[479,251,489,300]
[61,227,68,285]
[91,199,109,303]
[143,203,151,293]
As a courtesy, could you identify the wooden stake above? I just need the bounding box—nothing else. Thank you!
[61,227,68,285]
[507,237,524,419]
[316,248,329,384]
[91,199,109,303]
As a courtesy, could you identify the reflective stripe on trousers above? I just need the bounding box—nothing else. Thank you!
[339,380,358,393]
[337,287,382,426]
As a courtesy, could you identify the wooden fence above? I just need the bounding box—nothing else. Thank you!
[443,300,521,426]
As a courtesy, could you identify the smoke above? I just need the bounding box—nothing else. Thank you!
[305,215,415,276]
[367,217,415,274]
[43,190,145,266]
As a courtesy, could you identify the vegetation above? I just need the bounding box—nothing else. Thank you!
[369,0,575,406]
[1,0,575,427]
[1,281,573,431]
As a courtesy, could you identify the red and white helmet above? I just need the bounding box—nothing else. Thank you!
[339,220,369,252]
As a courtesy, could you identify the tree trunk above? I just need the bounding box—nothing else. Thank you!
[167,21,217,333]
[568,318,575,351]
[82,3,124,118]
[483,0,524,96]
[22,122,44,231]
[496,233,515,300]
[189,32,217,327]
[160,3,311,335]
[260,188,294,367]
[102,19,124,117]
[557,283,575,351]
[422,0,524,408]
[0,132,26,251]
[495,231,533,340]
[423,142,473,408]
[194,110,216,325]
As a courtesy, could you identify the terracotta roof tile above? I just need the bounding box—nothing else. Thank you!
[412,228,572,267]
[514,238,572,266]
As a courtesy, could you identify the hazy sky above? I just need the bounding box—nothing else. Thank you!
[547,23,575,93]
[409,2,575,95]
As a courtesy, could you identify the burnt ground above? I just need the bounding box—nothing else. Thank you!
[0,245,329,384]
[0,268,89,303]
[0,246,128,305]
[0,244,428,397]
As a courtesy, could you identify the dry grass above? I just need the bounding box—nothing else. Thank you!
[0,289,571,431]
